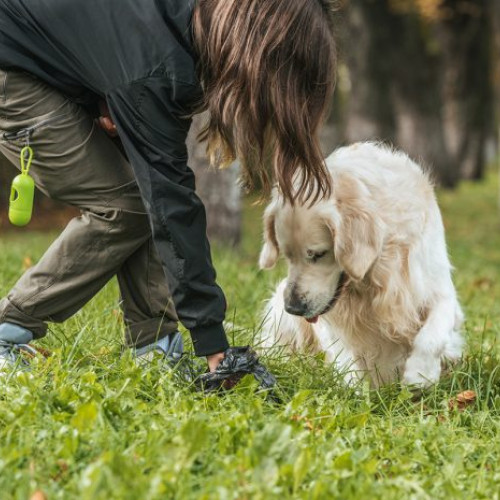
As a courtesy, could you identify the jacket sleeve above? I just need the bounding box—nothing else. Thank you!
[106,76,229,357]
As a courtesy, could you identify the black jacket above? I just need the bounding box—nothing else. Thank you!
[0,0,229,356]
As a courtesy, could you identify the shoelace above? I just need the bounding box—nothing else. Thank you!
[0,340,38,365]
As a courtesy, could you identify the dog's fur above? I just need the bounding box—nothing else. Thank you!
[258,143,463,387]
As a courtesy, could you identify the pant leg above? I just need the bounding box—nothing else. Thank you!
[0,69,178,346]
[118,238,179,348]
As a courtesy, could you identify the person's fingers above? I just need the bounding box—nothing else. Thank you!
[97,99,118,137]
[98,116,118,137]
[207,352,226,372]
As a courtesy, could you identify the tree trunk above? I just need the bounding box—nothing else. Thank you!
[389,8,457,186]
[341,0,494,186]
[437,0,493,180]
[343,0,396,143]
[343,0,455,184]
[491,0,500,155]
[187,113,242,246]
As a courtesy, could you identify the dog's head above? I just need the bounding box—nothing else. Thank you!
[259,175,384,321]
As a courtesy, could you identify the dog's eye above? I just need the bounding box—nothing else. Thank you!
[307,250,328,263]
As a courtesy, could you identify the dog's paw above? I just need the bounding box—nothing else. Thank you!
[403,353,441,388]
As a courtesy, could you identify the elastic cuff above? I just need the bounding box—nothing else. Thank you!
[190,323,230,357]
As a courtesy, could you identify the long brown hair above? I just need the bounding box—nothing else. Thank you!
[192,0,337,204]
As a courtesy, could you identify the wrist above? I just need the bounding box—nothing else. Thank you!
[190,323,229,357]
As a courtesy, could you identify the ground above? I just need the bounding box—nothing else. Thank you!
[0,171,499,500]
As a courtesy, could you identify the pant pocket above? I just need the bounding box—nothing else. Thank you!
[1,112,72,145]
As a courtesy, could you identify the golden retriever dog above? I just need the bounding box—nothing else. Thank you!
[258,143,463,388]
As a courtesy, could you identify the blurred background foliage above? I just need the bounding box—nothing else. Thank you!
[1,0,499,241]
[325,0,498,186]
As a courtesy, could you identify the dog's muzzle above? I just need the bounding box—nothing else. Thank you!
[305,272,348,323]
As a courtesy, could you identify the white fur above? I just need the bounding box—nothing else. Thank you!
[258,142,464,388]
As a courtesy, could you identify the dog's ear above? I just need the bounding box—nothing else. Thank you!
[259,202,280,269]
[326,179,384,281]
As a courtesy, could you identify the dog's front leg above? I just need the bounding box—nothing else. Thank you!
[314,321,361,386]
[403,294,463,387]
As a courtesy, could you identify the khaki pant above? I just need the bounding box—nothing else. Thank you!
[0,69,178,348]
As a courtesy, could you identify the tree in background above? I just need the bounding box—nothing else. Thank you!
[187,114,242,247]
[493,0,500,147]
[339,0,495,185]
[436,0,494,180]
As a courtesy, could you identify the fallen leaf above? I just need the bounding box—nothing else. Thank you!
[304,419,314,431]
[22,256,33,270]
[291,415,316,431]
[20,345,51,360]
[34,346,52,358]
[30,491,47,500]
[456,390,477,404]
[449,390,477,411]
[472,277,493,290]
[51,460,69,482]
[112,309,123,323]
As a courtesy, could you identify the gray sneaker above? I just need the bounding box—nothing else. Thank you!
[0,340,38,375]
[134,332,184,364]
[134,332,197,382]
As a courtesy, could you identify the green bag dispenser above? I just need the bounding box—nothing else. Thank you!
[9,146,35,227]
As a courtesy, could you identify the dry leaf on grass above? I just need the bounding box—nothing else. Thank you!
[449,390,477,411]
[20,345,52,360]
[22,256,33,270]
[30,491,47,500]
[33,346,52,358]
[291,415,315,431]
[112,309,123,323]
[472,277,494,291]
[51,460,69,482]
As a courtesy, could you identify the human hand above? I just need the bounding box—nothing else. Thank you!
[97,100,118,137]
[206,351,225,372]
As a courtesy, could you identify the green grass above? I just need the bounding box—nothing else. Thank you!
[1,172,500,500]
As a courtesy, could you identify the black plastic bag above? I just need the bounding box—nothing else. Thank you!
[195,346,276,393]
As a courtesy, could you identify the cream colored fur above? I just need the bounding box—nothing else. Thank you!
[258,142,463,388]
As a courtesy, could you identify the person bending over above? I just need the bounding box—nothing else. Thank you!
[0,0,336,375]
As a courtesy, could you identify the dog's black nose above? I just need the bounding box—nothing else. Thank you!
[284,288,308,317]
[285,303,307,316]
